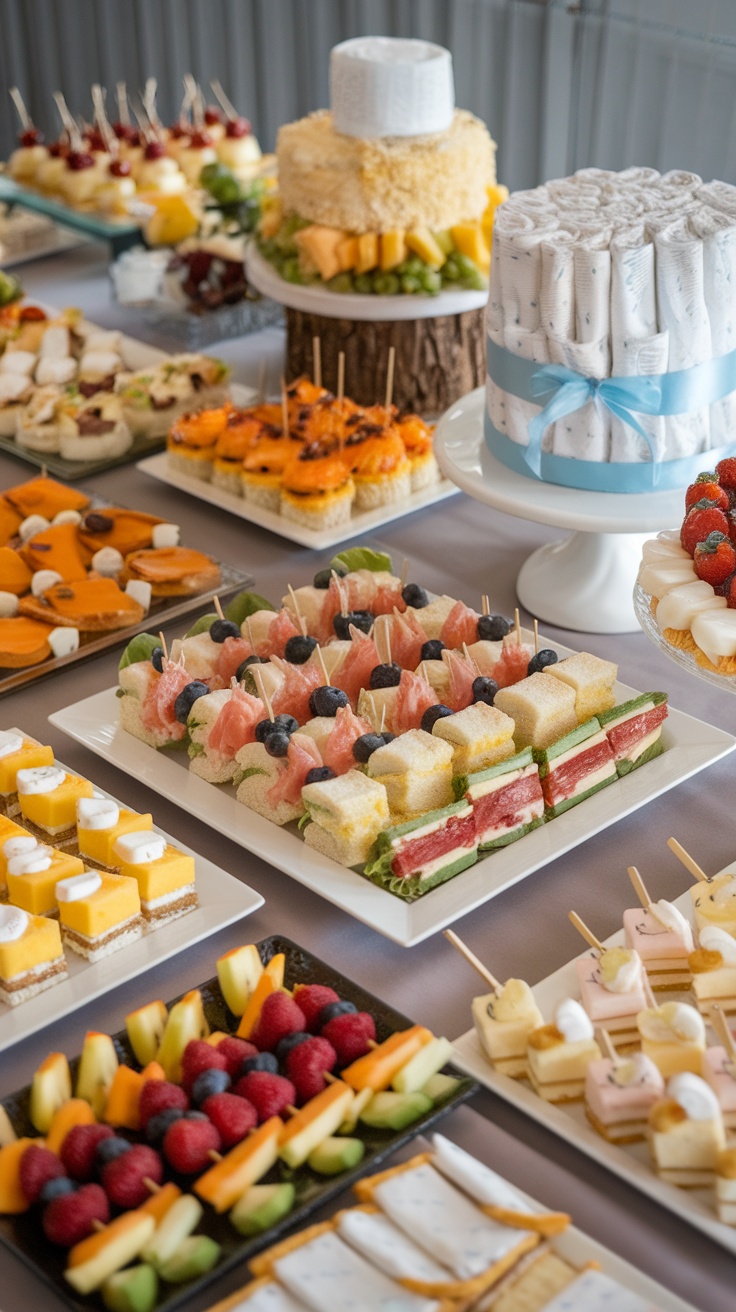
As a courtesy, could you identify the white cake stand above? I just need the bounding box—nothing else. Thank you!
[434,388,688,634]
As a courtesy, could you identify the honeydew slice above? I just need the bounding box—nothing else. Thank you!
[65,1212,156,1294]
[691,609,736,665]
[279,1082,354,1169]
[637,560,697,599]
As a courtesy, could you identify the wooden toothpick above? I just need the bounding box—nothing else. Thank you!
[667,837,709,884]
[280,378,289,439]
[481,593,490,617]
[514,608,522,647]
[379,704,386,734]
[711,1005,736,1062]
[627,865,652,910]
[213,596,225,621]
[158,630,168,662]
[384,345,395,411]
[443,930,501,993]
[337,351,345,404]
[312,336,322,390]
[568,910,604,954]
[533,619,539,655]
[287,584,307,636]
[252,666,274,721]
[316,645,330,685]
[9,87,31,131]
[598,1027,621,1066]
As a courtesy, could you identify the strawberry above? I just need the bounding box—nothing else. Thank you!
[292,984,340,1032]
[727,575,736,609]
[101,1144,163,1209]
[180,1039,228,1095]
[693,532,736,586]
[201,1091,257,1146]
[60,1123,114,1182]
[233,1071,295,1122]
[681,502,730,556]
[321,1011,376,1066]
[19,1145,66,1204]
[286,1036,337,1104]
[685,473,728,511]
[216,1035,258,1079]
[42,1183,109,1246]
[250,992,307,1052]
[137,1079,189,1128]
[716,457,736,491]
[163,1115,221,1174]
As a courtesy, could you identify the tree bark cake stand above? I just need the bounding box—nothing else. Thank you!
[246,245,488,416]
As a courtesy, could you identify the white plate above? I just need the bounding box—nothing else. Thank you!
[450,886,736,1254]
[0,740,263,1053]
[246,244,488,321]
[48,661,736,947]
[137,450,459,550]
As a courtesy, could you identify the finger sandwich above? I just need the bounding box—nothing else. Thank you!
[493,674,578,751]
[301,771,390,867]
[455,748,545,851]
[363,797,477,898]
[544,651,618,722]
[365,729,454,818]
[234,742,304,826]
[534,718,617,818]
[431,702,515,778]
[597,692,668,776]
[112,830,197,927]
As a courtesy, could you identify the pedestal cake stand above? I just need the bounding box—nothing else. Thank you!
[434,388,686,635]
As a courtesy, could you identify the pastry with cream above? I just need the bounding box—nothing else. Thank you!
[584,1050,664,1143]
[575,946,647,1047]
[56,868,143,961]
[526,999,601,1102]
[16,764,93,852]
[623,897,694,990]
[0,902,66,1006]
[689,926,736,1014]
[472,978,544,1078]
[112,829,197,928]
[637,1001,706,1077]
[648,1072,725,1187]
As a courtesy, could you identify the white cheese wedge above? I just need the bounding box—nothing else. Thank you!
[640,536,690,564]
[691,608,736,664]
[274,1230,438,1312]
[655,580,723,631]
[430,1133,545,1213]
[373,1161,529,1281]
[336,1208,451,1284]
[637,560,697,599]
[543,1268,659,1312]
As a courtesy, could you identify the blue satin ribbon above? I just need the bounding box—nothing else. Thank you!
[486,337,736,484]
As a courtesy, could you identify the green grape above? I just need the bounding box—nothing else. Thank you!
[281,213,311,239]
[404,256,425,277]
[326,273,354,294]
[453,253,479,277]
[433,229,454,255]
[377,272,401,295]
[394,260,411,277]
[400,274,421,294]
[459,268,488,291]
[282,257,304,284]
[442,255,461,282]
[419,269,442,295]
[354,273,374,294]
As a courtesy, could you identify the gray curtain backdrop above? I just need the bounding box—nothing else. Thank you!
[2,0,736,189]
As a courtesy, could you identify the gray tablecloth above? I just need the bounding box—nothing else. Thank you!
[0,242,733,1312]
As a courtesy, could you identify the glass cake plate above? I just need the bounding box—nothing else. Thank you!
[634,580,736,694]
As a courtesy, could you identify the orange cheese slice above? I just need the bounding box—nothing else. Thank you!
[0,500,22,549]
[4,476,90,521]
[124,547,220,587]
[77,508,164,557]
[0,617,53,667]
[19,521,91,582]
[20,578,144,631]
[0,548,32,596]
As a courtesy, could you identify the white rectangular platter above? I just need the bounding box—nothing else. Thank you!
[450,886,736,1255]
[48,656,736,947]
[0,741,263,1053]
[138,450,460,550]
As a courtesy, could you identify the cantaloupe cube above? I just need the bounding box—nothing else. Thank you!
[341,1025,433,1092]
[337,236,359,272]
[139,1061,165,1083]
[295,226,345,282]
[139,1181,181,1223]
[355,233,379,274]
[406,228,445,269]
[46,1099,96,1156]
[194,1117,282,1212]
[104,1065,144,1131]
[0,1138,40,1213]
[450,223,491,273]
[380,231,407,271]
[486,183,510,207]
[259,199,283,240]
[264,953,285,989]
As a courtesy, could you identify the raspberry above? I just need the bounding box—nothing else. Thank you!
[180,1039,227,1095]
[42,1182,109,1246]
[293,983,340,1032]
[693,531,736,586]
[216,1035,257,1079]
[60,1123,114,1182]
[201,1091,257,1146]
[101,1144,163,1209]
[286,1036,337,1104]
[138,1079,189,1128]
[685,474,728,512]
[321,1011,376,1066]
[163,1115,221,1174]
[716,457,736,491]
[680,503,730,556]
[19,1145,66,1204]
[250,993,307,1052]
[233,1071,296,1122]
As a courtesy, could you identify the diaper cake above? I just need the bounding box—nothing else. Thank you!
[249,37,503,413]
[484,168,736,491]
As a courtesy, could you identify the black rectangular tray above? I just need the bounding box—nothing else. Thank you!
[0,935,478,1312]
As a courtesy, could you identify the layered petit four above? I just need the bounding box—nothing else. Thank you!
[623,897,694,991]
[689,926,736,1014]
[16,765,93,851]
[637,1001,706,1077]
[689,870,736,937]
[0,902,66,1005]
[702,1046,736,1130]
[4,836,84,915]
[472,978,544,1078]
[648,1072,725,1187]
[584,1050,664,1143]
[76,797,153,872]
[716,1148,736,1225]
[56,869,143,961]
[526,999,601,1103]
[0,731,54,817]
[575,946,648,1048]
[543,651,617,722]
[112,830,197,927]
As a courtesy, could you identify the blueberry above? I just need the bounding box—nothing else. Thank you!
[318,1000,357,1026]
[192,1067,231,1104]
[369,662,401,689]
[182,1110,209,1121]
[477,614,512,641]
[314,563,347,588]
[210,618,240,643]
[305,766,336,785]
[145,1107,184,1144]
[236,654,266,681]
[527,649,558,675]
[420,704,454,733]
[265,729,291,757]
[275,1030,311,1062]
[255,717,273,743]
[39,1177,77,1204]
[273,713,299,734]
[353,733,385,763]
[472,675,499,706]
[174,680,209,724]
[309,686,349,717]
[151,645,164,673]
[402,583,428,608]
[333,610,373,639]
[284,634,318,664]
[96,1136,132,1165]
[380,732,396,745]
[420,639,445,662]
[240,1052,278,1076]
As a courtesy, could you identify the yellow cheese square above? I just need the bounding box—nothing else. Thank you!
[19,773,94,832]
[78,810,153,868]
[7,850,84,916]
[0,742,54,796]
[58,873,140,939]
[117,845,195,903]
[0,914,63,980]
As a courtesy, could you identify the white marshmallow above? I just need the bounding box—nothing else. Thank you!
[555,997,594,1043]
[0,731,23,759]
[35,356,77,386]
[125,580,152,612]
[79,350,121,377]
[91,547,124,577]
[7,844,53,876]
[16,765,65,795]
[55,870,102,903]
[52,510,83,527]
[699,925,736,964]
[77,797,120,830]
[0,373,30,402]
[0,593,19,617]
[39,325,70,358]
[0,350,35,376]
[48,628,80,658]
[668,1072,721,1121]
[152,523,180,548]
[18,514,50,542]
[0,905,29,942]
[2,835,37,858]
[31,569,63,597]
[112,831,166,865]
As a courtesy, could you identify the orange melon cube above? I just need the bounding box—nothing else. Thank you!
[341,1025,433,1092]
[294,225,345,282]
[103,1065,144,1131]
[355,233,379,275]
[139,1061,165,1083]
[194,1117,282,1212]
[46,1099,96,1156]
[336,236,359,272]
[0,1138,41,1213]
[140,1180,181,1223]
